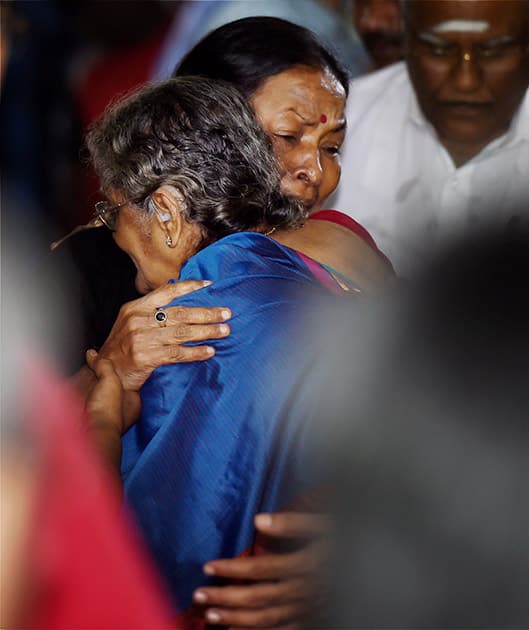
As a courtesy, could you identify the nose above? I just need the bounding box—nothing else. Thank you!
[451,54,483,93]
[291,148,323,187]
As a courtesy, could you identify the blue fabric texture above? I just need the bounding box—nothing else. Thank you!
[121,233,330,611]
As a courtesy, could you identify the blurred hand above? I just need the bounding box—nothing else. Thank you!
[85,351,129,434]
[85,351,141,471]
[193,512,329,629]
[96,281,231,390]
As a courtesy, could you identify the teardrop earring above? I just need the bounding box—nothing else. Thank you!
[166,235,173,247]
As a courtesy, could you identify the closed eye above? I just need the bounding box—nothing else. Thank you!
[477,40,518,58]
[323,145,341,156]
[273,133,298,144]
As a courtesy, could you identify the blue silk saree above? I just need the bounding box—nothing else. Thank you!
[121,232,331,611]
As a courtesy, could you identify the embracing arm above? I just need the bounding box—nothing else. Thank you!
[71,280,232,398]
[83,351,133,477]
[195,512,329,629]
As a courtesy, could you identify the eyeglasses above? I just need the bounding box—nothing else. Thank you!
[94,199,129,231]
[49,198,131,251]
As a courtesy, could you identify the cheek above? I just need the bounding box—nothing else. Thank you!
[487,68,527,105]
[269,140,290,176]
[320,159,341,199]
[409,58,448,98]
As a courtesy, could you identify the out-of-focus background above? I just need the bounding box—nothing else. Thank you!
[1,0,401,238]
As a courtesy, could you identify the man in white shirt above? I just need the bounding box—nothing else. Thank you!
[330,0,529,274]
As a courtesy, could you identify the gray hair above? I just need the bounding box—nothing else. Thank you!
[86,77,306,239]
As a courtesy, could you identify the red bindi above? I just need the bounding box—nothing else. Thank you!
[320,114,327,123]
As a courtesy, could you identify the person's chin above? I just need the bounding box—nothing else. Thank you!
[435,108,497,144]
[297,192,319,212]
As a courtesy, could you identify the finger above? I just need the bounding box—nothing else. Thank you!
[254,512,329,538]
[86,351,119,382]
[204,602,305,628]
[141,280,213,308]
[87,358,123,396]
[204,550,308,581]
[92,357,118,380]
[136,343,217,367]
[85,348,98,371]
[165,305,232,325]
[156,321,230,344]
[193,579,307,609]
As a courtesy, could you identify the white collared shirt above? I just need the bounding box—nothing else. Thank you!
[328,62,529,274]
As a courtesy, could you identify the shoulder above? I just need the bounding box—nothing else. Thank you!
[170,232,321,310]
[179,232,309,282]
[311,209,392,266]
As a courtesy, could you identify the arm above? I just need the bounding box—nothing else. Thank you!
[83,351,135,477]
[72,280,232,396]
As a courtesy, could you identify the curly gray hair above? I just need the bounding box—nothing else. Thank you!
[86,77,306,239]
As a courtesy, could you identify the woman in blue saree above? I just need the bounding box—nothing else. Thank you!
[86,76,336,615]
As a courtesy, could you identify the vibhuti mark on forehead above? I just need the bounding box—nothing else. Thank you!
[432,20,490,34]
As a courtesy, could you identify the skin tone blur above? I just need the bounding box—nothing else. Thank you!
[404,0,529,167]
[354,0,403,69]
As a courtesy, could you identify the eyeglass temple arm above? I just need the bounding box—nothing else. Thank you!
[50,216,104,251]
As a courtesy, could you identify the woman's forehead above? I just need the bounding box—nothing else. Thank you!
[252,67,346,120]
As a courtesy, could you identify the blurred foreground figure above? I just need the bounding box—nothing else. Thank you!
[332,0,529,274]
[322,223,529,627]
[0,225,175,629]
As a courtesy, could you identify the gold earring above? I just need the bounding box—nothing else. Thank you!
[463,52,471,62]
[166,235,172,247]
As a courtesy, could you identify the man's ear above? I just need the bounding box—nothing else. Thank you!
[150,185,184,248]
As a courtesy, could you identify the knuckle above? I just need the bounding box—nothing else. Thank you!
[172,325,188,341]
[250,588,277,608]
[117,303,131,320]
[128,314,144,331]
[170,347,186,361]
[170,306,188,322]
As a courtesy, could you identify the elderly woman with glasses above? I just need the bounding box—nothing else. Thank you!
[84,75,335,615]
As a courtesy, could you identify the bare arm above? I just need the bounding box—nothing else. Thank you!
[84,351,129,473]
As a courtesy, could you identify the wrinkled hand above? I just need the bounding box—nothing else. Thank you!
[194,512,329,629]
[97,281,231,391]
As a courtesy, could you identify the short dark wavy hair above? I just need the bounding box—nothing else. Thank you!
[86,77,306,239]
